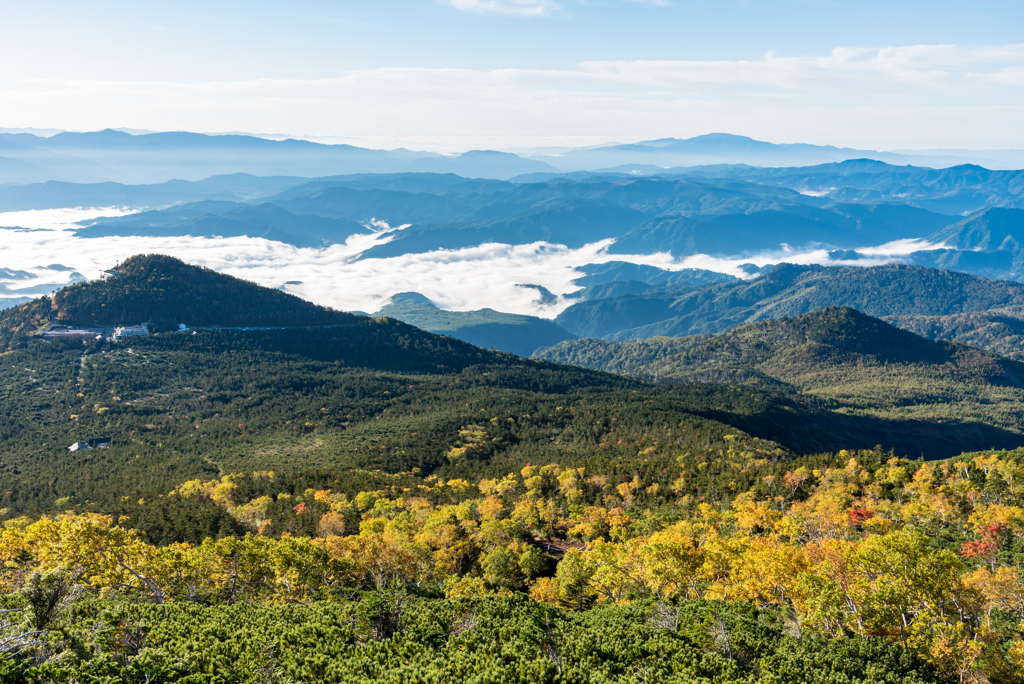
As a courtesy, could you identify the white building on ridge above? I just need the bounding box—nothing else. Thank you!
[113,324,148,341]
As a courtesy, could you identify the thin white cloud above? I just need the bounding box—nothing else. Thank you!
[445,0,559,17]
[0,207,137,231]
[1,44,1021,151]
[576,44,1024,89]
[981,66,1024,86]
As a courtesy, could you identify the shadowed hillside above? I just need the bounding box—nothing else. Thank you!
[537,306,1024,457]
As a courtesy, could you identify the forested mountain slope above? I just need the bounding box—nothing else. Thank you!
[538,306,1024,457]
[887,305,1024,361]
[0,254,361,349]
[1,254,1005,523]
[0,253,777,518]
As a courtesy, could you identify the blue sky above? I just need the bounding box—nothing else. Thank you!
[2,0,1023,150]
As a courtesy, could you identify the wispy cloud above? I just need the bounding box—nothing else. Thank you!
[444,0,560,17]
[2,44,1022,150]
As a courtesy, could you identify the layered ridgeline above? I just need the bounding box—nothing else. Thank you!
[372,292,576,357]
[0,129,557,184]
[538,306,1024,457]
[5,165,1024,295]
[663,156,1024,214]
[912,207,1024,284]
[554,263,1024,353]
[74,201,371,249]
[2,128,1021,186]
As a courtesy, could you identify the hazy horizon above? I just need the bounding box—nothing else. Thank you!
[5,127,1024,157]
[2,1,1023,152]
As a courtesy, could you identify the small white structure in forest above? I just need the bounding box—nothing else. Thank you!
[113,324,148,341]
[67,437,111,451]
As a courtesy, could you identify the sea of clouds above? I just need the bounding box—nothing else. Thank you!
[0,208,943,318]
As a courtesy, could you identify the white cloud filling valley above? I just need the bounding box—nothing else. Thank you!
[0,208,945,317]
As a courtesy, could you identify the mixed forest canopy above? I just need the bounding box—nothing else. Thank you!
[0,254,1022,682]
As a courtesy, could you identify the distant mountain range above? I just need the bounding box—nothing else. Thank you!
[75,201,371,248]
[25,166,1020,261]
[2,162,1023,315]
[656,159,1024,215]
[2,138,1024,360]
[552,263,1024,352]
[910,208,1024,280]
[0,130,558,184]
[2,130,1023,186]
[565,262,738,303]
[530,133,1024,172]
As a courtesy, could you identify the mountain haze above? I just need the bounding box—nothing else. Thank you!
[534,134,1024,172]
[0,130,557,183]
[554,263,1024,342]
[76,202,370,248]
[373,292,576,357]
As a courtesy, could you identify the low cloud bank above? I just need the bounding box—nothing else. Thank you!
[0,208,941,318]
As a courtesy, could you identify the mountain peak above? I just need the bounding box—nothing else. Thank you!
[386,292,437,307]
[49,254,356,328]
[459,150,521,158]
[638,133,759,147]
